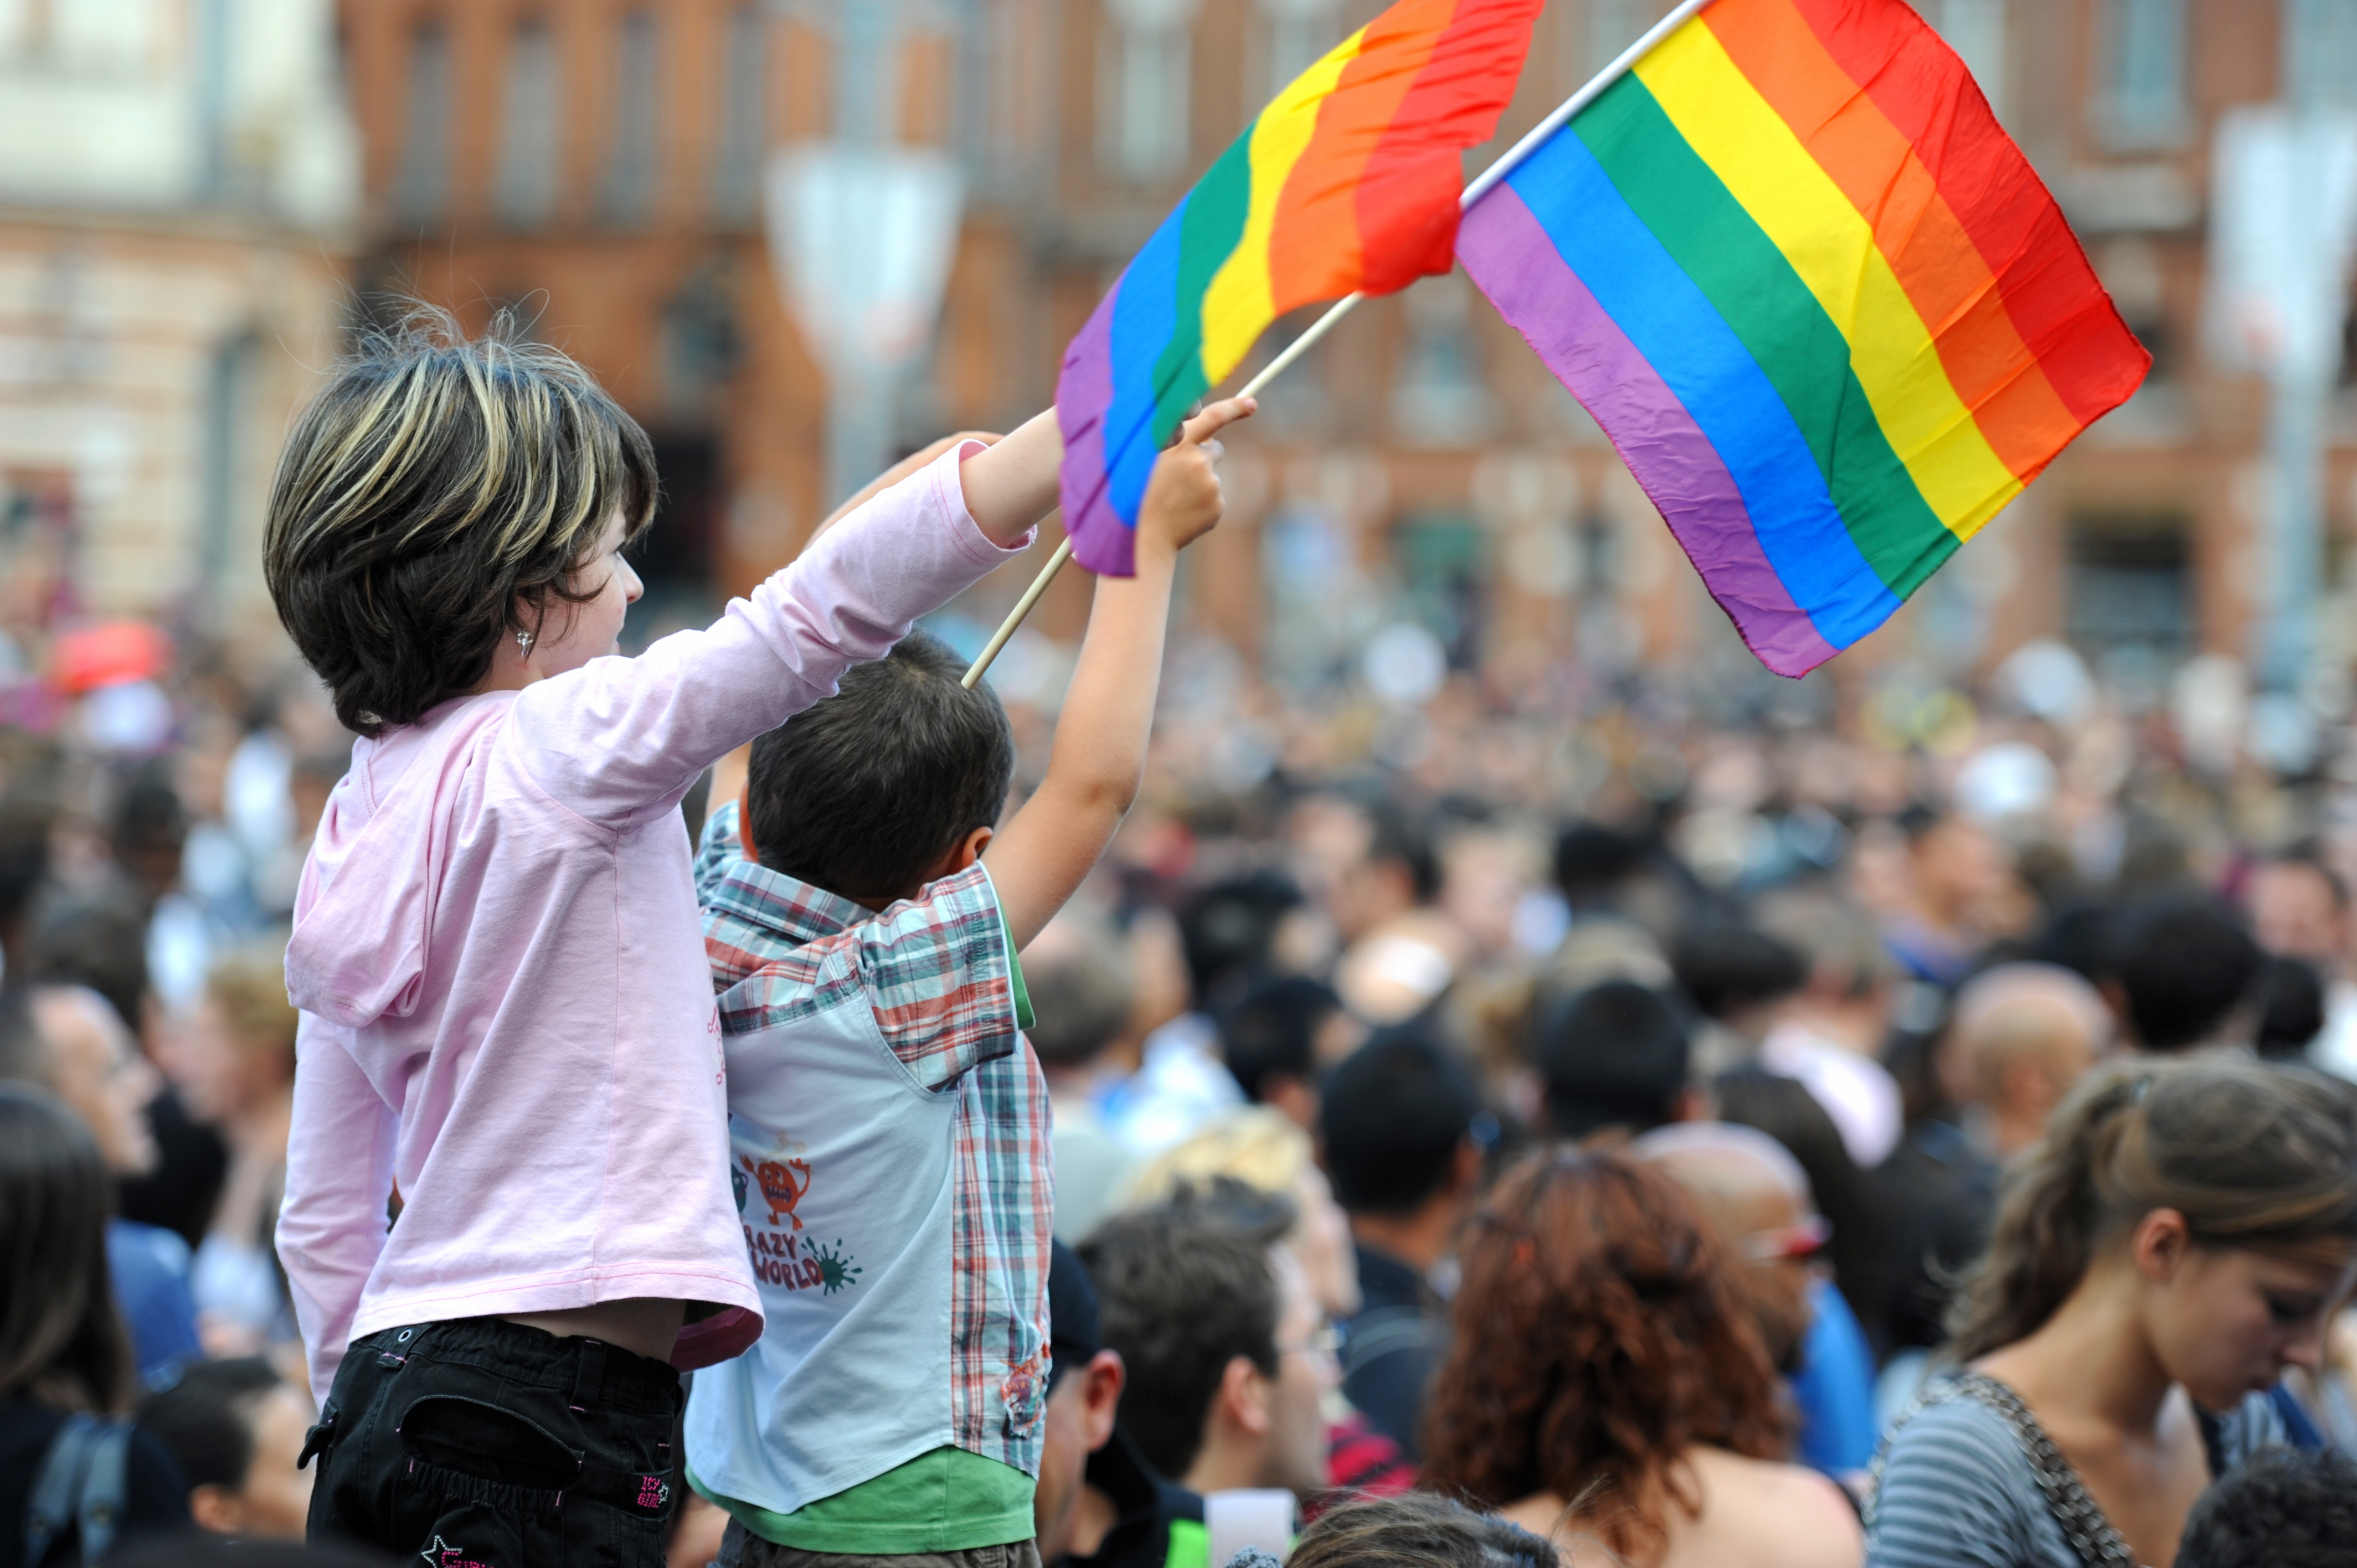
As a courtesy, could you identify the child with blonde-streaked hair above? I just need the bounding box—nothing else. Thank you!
[266,306,1068,1564]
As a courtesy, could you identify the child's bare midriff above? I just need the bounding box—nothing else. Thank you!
[501,1297,685,1363]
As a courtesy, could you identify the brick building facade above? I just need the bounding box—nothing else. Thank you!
[338,0,2357,694]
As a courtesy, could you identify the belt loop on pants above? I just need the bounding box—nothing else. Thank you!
[569,1338,608,1414]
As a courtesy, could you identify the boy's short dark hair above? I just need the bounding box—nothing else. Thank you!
[744,632,1013,904]
[1321,1030,1477,1216]
[1079,1200,1280,1482]
[135,1355,284,1491]
[264,305,659,736]
[2176,1446,2357,1568]
[1534,979,1690,1139]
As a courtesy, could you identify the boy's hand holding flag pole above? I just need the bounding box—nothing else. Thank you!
[964,0,2148,689]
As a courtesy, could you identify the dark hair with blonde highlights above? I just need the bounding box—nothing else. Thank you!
[1946,1057,2357,1361]
[1421,1146,1789,1564]
[263,303,659,736]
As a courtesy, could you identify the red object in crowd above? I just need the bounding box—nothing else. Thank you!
[50,621,171,695]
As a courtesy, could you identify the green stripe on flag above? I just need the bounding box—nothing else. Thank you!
[1574,75,1956,597]
[1149,137,1257,442]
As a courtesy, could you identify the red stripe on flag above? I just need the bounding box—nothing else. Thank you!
[1784,0,2147,427]
[1354,0,1547,297]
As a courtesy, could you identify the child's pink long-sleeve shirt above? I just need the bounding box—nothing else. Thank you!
[276,447,1027,1405]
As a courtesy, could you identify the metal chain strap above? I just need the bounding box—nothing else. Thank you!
[1864,1372,2140,1568]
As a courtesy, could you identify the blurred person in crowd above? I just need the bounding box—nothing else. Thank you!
[136,1357,311,1539]
[1879,806,2013,987]
[2256,955,2328,1061]
[1318,1031,1483,1462]
[1878,964,2107,1359]
[1422,1146,1861,1568]
[1531,978,1697,1139]
[1675,925,1896,1169]
[0,797,52,979]
[1025,910,1143,1244]
[1080,1198,1336,1511]
[1120,1107,1360,1321]
[1712,1070,1886,1355]
[167,943,298,1353]
[110,762,188,916]
[1278,1493,1552,1568]
[1752,895,1905,1169]
[0,1084,192,1562]
[1330,815,1462,1030]
[2245,847,2357,1075]
[1100,875,1282,1153]
[1553,820,1681,940]
[112,763,213,1019]
[1636,1122,1875,1478]
[1035,1242,1210,1568]
[30,890,229,1254]
[1219,975,1351,1134]
[2100,896,2265,1055]
[2173,1446,2357,1568]
[1866,1060,2356,1568]
[0,986,198,1380]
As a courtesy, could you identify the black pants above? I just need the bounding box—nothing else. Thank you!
[305,1319,683,1568]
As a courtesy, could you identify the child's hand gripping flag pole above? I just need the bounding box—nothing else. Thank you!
[963,0,1552,688]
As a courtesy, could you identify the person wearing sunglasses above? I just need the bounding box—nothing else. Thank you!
[1638,1122,1879,1479]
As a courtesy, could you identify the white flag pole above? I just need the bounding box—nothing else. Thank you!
[960,0,1716,689]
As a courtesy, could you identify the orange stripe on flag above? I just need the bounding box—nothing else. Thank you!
[1702,0,2083,480]
[1264,0,1451,311]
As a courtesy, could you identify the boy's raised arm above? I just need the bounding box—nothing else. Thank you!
[985,396,1255,950]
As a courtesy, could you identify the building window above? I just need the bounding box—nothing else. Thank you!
[604,9,662,225]
[2286,0,2357,110]
[2067,518,2190,662]
[493,17,562,228]
[1931,0,2006,118]
[1390,275,1495,447]
[1100,0,1198,184]
[393,17,452,223]
[1258,0,1338,101]
[712,3,768,224]
[2094,0,2187,148]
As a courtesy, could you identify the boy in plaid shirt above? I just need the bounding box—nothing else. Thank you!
[685,396,1255,1568]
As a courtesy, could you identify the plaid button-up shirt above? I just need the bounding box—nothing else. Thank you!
[694,802,1053,1474]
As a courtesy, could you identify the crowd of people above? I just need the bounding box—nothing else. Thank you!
[2,312,2355,1568]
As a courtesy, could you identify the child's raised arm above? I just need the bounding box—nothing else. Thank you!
[956,410,1065,547]
[985,396,1255,949]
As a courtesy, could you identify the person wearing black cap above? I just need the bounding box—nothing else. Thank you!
[1035,1242,1208,1568]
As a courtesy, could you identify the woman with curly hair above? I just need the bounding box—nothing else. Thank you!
[1866,1058,2357,1568]
[1422,1146,1860,1568]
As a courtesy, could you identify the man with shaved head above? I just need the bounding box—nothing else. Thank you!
[1635,1122,1877,1477]
[1881,963,2108,1354]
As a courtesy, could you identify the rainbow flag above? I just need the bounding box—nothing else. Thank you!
[1058,0,1543,575]
[1457,0,2149,677]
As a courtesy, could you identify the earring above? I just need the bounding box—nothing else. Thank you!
[516,628,534,659]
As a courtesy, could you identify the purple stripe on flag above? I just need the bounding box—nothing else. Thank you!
[1457,184,1839,678]
[1055,288,1136,577]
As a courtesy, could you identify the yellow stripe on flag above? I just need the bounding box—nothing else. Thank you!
[1635,22,2020,540]
[1200,28,1369,382]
